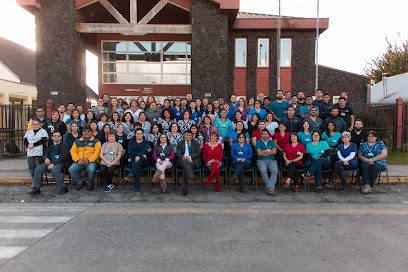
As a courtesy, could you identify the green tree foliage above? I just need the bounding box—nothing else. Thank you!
[365,38,408,84]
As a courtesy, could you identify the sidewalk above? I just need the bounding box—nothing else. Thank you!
[1,157,408,184]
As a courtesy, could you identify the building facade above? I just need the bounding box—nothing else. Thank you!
[18,0,369,106]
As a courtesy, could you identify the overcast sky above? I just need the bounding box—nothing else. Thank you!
[1,0,407,93]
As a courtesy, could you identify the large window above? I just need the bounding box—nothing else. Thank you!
[235,38,247,67]
[280,38,292,67]
[102,41,191,84]
[258,38,269,67]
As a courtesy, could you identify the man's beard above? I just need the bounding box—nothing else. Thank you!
[354,128,362,132]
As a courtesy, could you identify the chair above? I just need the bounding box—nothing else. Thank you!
[359,167,390,191]
[123,164,150,190]
[150,164,175,189]
[228,163,255,190]
[94,166,122,191]
[202,164,227,189]
[175,167,202,189]
[279,166,306,190]
[343,167,359,185]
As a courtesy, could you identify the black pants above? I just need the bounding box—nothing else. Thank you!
[330,161,355,185]
[232,161,252,188]
[287,161,303,186]
[178,159,199,189]
[100,164,120,186]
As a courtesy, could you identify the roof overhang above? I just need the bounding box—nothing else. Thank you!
[233,17,329,33]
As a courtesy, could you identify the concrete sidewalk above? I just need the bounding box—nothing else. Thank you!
[1,157,408,184]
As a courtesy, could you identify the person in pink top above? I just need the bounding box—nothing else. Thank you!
[203,131,223,192]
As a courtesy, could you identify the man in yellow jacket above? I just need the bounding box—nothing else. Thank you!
[68,125,101,191]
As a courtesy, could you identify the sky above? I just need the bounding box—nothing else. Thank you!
[0,0,407,93]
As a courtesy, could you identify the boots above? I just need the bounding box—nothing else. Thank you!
[160,179,166,193]
[215,179,221,192]
[362,184,372,194]
[152,169,162,182]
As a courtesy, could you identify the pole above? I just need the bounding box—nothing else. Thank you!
[315,0,320,93]
[277,0,281,91]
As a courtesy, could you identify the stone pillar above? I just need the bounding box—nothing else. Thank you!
[246,35,257,99]
[35,0,87,107]
[395,97,404,152]
[191,0,229,99]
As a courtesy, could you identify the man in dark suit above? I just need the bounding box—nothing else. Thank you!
[177,130,202,196]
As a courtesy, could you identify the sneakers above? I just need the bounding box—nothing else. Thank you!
[301,172,311,179]
[316,187,323,194]
[58,187,68,194]
[266,188,276,196]
[105,184,114,193]
[28,188,41,195]
[293,186,299,193]
[283,182,290,188]
[124,174,132,182]
[362,184,372,194]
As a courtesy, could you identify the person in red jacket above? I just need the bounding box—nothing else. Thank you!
[203,131,223,192]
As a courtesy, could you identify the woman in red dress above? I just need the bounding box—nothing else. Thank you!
[203,131,223,192]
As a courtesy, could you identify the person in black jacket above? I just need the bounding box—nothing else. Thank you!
[280,106,300,133]
[28,131,71,195]
[44,111,66,137]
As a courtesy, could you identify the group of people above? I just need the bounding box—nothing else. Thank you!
[25,90,387,196]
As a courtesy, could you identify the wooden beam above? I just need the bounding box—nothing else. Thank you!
[168,0,191,12]
[98,0,128,24]
[76,23,192,34]
[138,0,169,24]
[75,0,98,9]
[130,0,137,24]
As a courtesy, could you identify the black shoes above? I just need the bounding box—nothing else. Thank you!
[76,183,86,190]
[182,188,188,196]
[229,176,237,183]
[59,187,68,194]
[28,188,41,195]
[325,180,334,188]
[316,187,323,194]
[87,185,94,191]
[340,185,348,193]
[239,186,245,193]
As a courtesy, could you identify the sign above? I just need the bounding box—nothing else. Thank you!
[125,89,141,92]
[142,87,154,95]
[51,91,58,96]
[205,93,212,97]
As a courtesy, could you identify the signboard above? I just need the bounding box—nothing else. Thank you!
[125,89,141,92]
[142,87,154,95]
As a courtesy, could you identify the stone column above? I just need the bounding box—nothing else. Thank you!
[35,0,87,107]
[191,0,229,99]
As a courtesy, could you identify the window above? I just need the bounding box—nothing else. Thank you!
[102,41,191,85]
[235,38,247,67]
[333,95,340,104]
[258,38,269,67]
[280,39,292,67]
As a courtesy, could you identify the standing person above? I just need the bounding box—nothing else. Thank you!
[213,100,222,117]
[44,111,66,137]
[299,96,319,120]
[284,91,292,103]
[57,104,67,122]
[265,112,279,137]
[202,97,209,113]
[351,119,368,150]
[290,95,301,116]
[256,129,278,196]
[280,106,301,133]
[121,112,135,136]
[157,108,176,134]
[248,100,267,121]
[108,112,121,132]
[27,107,50,130]
[177,130,202,196]
[218,96,225,108]
[189,101,202,126]
[28,131,70,195]
[178,111,196,134]
[97,113,109,131]
[146,124,160,156]
[69,126,101,191]
[261,97,272,111]
[90,121,99,139]
[115,124,128,155]
[319,93,333,120]
[199,115,215,142]
[134,101,146,122]
[64,103,76,123]
[282,133,306,192]
[321,121,342,148]
[337,91,355,114]
[358,130,387,194]
[234,97,249,122]
[312,89,324,111]
[203,131,224,192]
[99,124,112,145]
[323,107,347,133]
[248,113,260,138]
[202,103,219,124]
[190,124,204,149]
[304,106,323,132]
[297,92,306,106]
[223,103,234,121]
[145,101,161,126]
[127,128,149,193]
[125,99,138,117]
[24,120,48,178]
[91,98,108,121]
[108,98,124,119]
[65,122,82,148]
[83,110,96,128]
[247,97,255,110]
[230,132,253,193]
[167,123,183,153]
[121,101,129,111]
[326,131,358,192]
[162,99,170,109]
[301,131,331,194]
[195,98,204,115]
[171,97,184,121]
[229,94,239,112]
[214,109,232,142]
[231,110,248,130]
[100,130,123,192]
[269,90,290,122]
[297,120,313,146]
[101,93,110,108]
[138,112,151,136]
[337,97,355,131]
[66,109,82,134]
[152,134,175,193]
[186,93,193,104]
[181,98,188,112]
[146,95,156,109]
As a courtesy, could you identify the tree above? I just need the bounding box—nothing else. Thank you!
[365,37,408,84]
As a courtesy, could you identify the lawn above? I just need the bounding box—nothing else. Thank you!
[387,152,408,164]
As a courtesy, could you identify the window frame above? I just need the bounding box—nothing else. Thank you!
[280,38,292,68]
[235,38,247,68]
[257,38,270,68]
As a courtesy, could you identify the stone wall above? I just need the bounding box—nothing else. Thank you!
[35,0,87,107]
[318,66,370,103]
[191,0,229,99]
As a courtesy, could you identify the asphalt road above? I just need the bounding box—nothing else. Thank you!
[1,202,408,272]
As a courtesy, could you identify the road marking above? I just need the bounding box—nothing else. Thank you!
[0,247,28,259]
[84,208,408,216]
[0,229,54,238]
[0,216,72,223]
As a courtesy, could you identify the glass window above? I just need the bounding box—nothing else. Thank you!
[102,41,190,85]
[258,39,269,67]
[281,39,292,67]
[235,38,247,67]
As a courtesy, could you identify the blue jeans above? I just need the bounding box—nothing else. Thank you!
[33,163,65,189]
[361,161,385,187]
[68,162,98,186]
[232,161,252,188]
[257,159,278,189]
[307,157,331,188]
[130,156,147,192]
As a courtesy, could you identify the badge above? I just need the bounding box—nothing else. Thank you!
[368,152,374,157]
[160,152,165,157]
[177,112,180,116]
[305,138,310,142]
[118,139,123,143]
[319,149,324,154]
[153,118,157,122]
[55,155,60,159]
[238,151,243,155]
[332,139,336,143]
[341,113,345,116]
[128,158,131,162]
[297,151,301,156]
[222,125,226,128]
[109,152,114,155]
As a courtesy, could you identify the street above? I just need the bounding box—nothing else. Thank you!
[1,202,408,272]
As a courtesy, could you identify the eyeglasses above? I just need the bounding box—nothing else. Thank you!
[36,110,44,113]
[238,136,245,138]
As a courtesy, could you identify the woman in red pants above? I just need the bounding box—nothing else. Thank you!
[203,131,223,192]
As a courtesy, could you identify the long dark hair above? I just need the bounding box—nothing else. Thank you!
[325,121,337,135]
[122,112,134,124]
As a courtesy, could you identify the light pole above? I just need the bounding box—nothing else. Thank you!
[277,0,281,91]
[315,0,320,94]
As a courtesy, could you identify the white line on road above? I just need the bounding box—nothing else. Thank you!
[0,246,28,259]
[0,216,72,223]
[0,229,54,238]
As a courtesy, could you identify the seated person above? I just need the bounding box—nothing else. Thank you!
[28,131,70,195]
[100,130,123,193]
[282,133,306,192]
[68,126,101,191]
[256,129,278,196]
[152,134,175,193]
[127,128,149,193]
[230,132,253,193]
